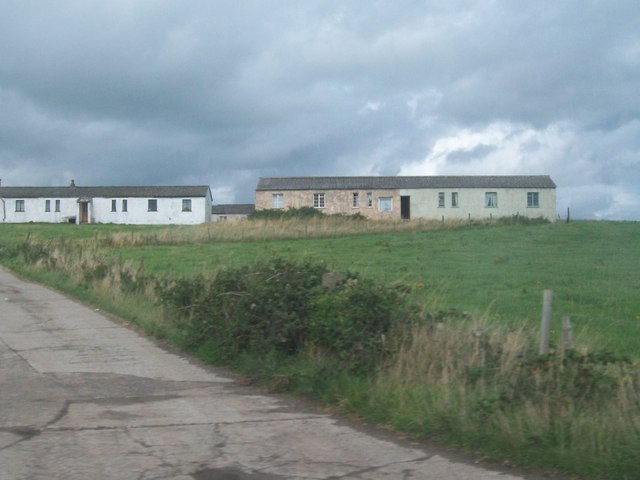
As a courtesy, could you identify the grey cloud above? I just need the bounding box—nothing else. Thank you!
[445,145,498,165]
[0,1,638,216]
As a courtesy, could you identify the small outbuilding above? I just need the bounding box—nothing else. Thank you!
[211,203,255,222]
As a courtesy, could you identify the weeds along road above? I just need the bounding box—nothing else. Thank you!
[1,267,533,480]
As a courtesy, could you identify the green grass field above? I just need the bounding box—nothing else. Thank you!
[100,221,640,355]
[2,220,639,355]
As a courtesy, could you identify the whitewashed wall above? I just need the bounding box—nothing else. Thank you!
[399,188,557,221]
[89,197,210,224]
[211,213,250,222]
[1,196,211,224]
[1,198,79,223]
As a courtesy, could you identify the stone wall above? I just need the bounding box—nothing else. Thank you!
[255,189,402,220]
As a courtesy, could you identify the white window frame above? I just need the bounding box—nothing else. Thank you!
[352,192,360,208]
[485,192,498,208]
[366,192,373,208]
[451,192,459,208]
[527,192,539,208]
[182,199,192,212]
[272,193,284,209]
[438,192,445,208]
[15,200,25,212]
[45,200,51,212]
[148,199,158,212]
[378,196,393,212]
[313,192,325,208]
[122,199,128,212]
[111,199,117,212]
[55,200,61,212]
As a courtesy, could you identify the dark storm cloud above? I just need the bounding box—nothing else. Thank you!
[0,1,638,217]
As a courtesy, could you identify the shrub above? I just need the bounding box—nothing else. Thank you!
[157,257,414,371]
[309,277,413,371]
[157,258,327,355]
[248,207,325,220]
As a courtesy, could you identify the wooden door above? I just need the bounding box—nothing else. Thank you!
[80,203,89,223]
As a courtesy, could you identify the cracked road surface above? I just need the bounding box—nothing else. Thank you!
[0,267,529,480]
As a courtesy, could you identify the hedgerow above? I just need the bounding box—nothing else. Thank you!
[156,257,414,371]
[248,207,324,220]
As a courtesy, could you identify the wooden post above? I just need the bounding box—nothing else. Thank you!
[562,316,574,351]
[566,207,571,223]
[539,289,553,355]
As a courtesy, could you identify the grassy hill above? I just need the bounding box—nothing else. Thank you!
[1,220,638,354]
[1,219,639,479]
[99,220,639,356]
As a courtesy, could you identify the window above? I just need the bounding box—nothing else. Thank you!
[182,199,192,212]
[111,199,117,212]
[438,192,445,208]
[148,199,158,212]
[55,200,60,212]
[45,200,51,212]
[272,193,284,209]
[352,192,360,208]
[527,192,539,208]
[15,200,24,212]
[122,199,127,212]
[485,192,498,208]
[366,192,373,207]
[313,193,325,208]
[378,196,393,212]
[451,192,459,208]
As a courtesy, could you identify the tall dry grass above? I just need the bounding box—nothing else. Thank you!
[370,317,640,477]
[97,217,475,247]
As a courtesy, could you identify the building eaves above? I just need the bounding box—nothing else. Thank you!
[211,204,256,215]
[0,185,212,199]
[256,176,556,191]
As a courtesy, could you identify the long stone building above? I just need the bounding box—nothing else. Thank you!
[255,176,557,221]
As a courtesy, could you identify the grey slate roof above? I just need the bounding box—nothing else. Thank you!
[257,176,556,191]
[211,204,255,215]
[0,185,212,199]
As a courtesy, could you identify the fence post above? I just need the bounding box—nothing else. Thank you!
[539,289,553,355]
[562,315,574,351]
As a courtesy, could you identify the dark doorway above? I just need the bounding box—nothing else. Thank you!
[80,202,89,223]
[400,196,410,219]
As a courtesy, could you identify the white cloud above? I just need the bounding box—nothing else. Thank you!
[359,101,383,114]
[399,122,573,176]
[595,189,640,220]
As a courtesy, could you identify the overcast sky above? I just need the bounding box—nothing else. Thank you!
[1,1,638,219]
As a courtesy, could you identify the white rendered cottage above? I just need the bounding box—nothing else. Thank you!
[255,176,557,222]
[0,183,212,225]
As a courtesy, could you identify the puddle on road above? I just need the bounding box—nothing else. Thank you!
[192,467,285,480]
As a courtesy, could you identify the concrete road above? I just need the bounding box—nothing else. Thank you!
[0,267,532,480]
